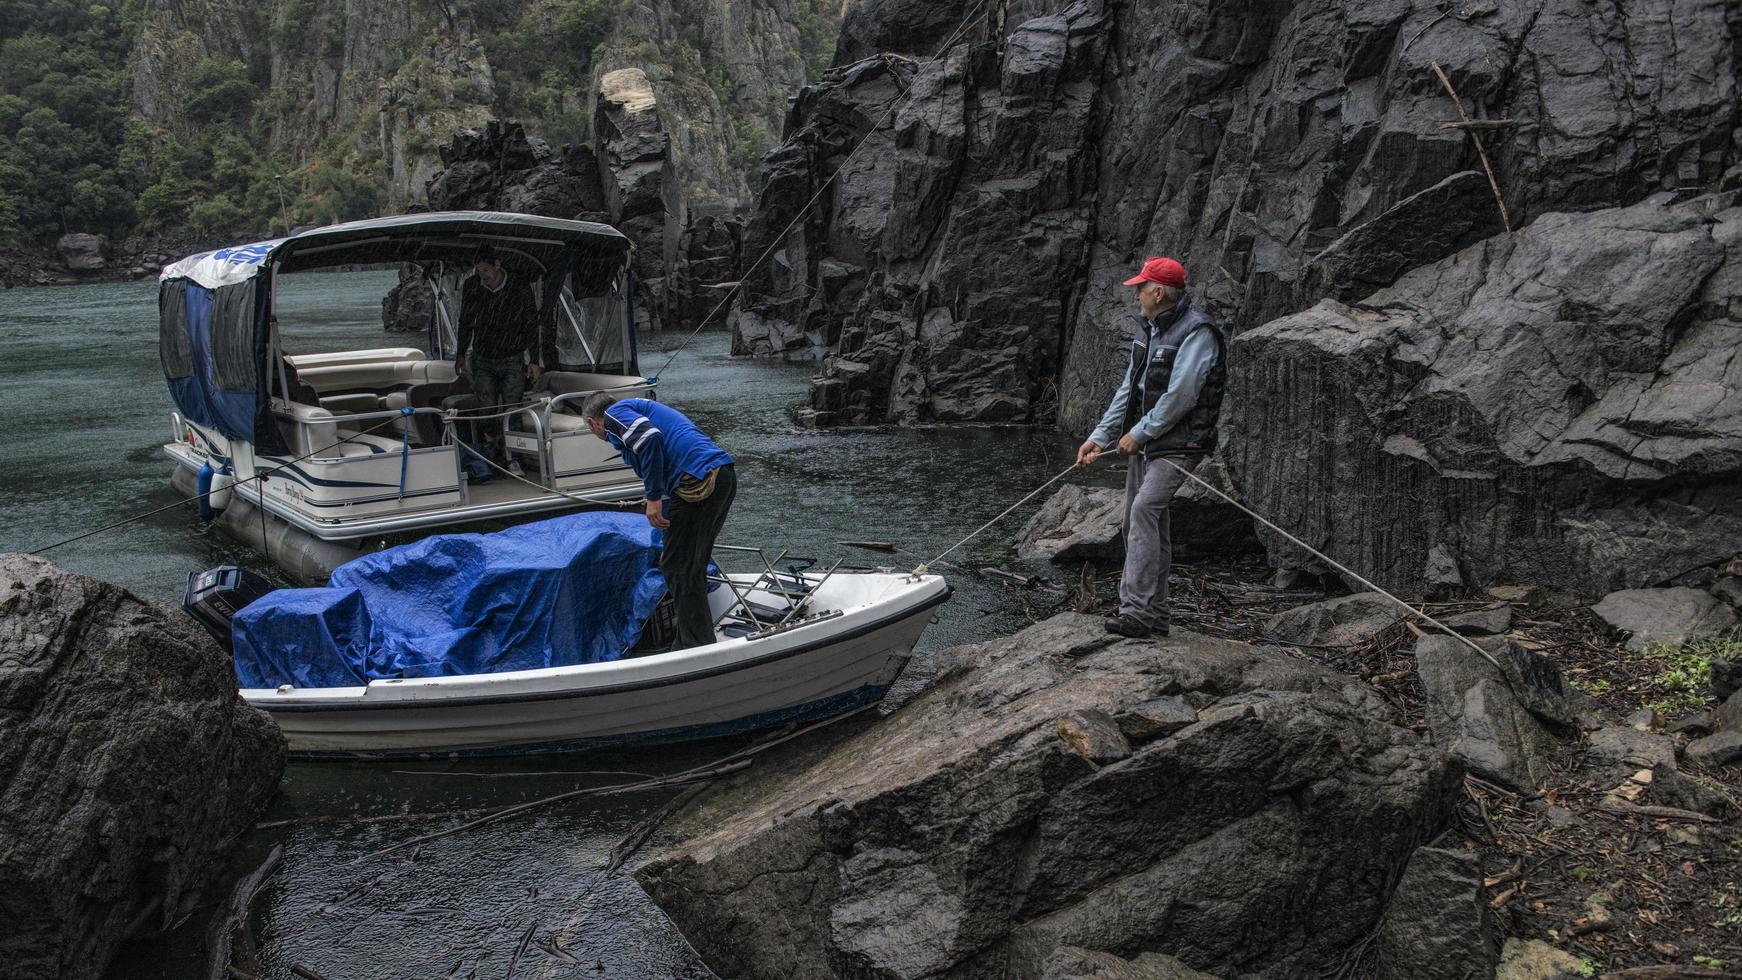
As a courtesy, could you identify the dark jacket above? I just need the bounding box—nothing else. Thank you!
[1117,295,1227,456]
[457,271,542,362]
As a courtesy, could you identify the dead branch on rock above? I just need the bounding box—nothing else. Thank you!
[1439,119,1518,131]
[1432,61,1512,231]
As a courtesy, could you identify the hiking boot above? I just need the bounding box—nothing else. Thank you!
[1103,614,1153,639]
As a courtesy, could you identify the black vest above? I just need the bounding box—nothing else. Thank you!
[1118,295,1227,456]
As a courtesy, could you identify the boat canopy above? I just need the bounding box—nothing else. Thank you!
[157,212,638,454]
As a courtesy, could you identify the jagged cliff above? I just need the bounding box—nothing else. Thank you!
[732,0,1740,425]
[125,0,840,227]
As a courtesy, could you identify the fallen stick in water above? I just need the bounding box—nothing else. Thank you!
[205,845,283,980]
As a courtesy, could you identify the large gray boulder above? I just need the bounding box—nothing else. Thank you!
[1415,635,1561,790]
[1016,485,1125,561]
[425,119,607,218]
[638,613,1462,979]
[1591,586,1738,651]
[0,555,285,980]
[1227,192,1742,596]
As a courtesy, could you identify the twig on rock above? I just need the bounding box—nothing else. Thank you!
[1432,61,1512,231]
[289,967,329,980]
[1595,801,1718,824]
[1439,119,1518,131]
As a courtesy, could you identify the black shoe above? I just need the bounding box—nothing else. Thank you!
[1103,614,1152,638]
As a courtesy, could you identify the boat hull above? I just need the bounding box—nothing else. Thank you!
[249,587,944,758]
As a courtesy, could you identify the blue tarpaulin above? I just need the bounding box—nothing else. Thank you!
[232,512,667,688]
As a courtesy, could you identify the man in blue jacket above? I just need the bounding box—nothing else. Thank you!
[1075,256,1227,639]
[582,394,736,649]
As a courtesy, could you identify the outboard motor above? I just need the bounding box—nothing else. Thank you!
[182,565,275,651]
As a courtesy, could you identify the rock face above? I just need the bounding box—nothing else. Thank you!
[425,119,609,219]
[55,233,108,273]
[0,555,285,980]
[1227,192,1742,596]
[597,67,685,333]
[381,264,437,335]
[729,0,1740,431]
[1591,587,1739,652]
[638,613,1462,979]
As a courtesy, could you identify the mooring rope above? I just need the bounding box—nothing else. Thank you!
[1140,453,1515,676]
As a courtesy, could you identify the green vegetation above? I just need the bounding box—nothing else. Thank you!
[1637,630,1738,717]
[0,0,842,247]
[0,0,143,242]
[472,0,620,148]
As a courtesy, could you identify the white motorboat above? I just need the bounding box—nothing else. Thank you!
[237,563,950,759]
[158,212,656,583]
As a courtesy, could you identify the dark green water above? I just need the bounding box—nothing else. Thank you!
[0,271,1115,978]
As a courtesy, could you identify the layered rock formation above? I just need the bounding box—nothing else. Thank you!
[638,613,1463,979]
[597,68,685,331]
[1226,192,1742,594]
[732,0,1740,429]
[0,555,285,980]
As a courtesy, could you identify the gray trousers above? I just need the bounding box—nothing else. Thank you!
[1119,453,1200,628]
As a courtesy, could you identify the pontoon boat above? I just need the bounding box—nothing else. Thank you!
[158,213,654,583]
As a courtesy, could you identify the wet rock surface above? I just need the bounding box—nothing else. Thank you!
[0,554,285,980]
[638,613,1462,979]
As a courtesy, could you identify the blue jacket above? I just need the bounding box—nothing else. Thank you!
[602,398,733,502]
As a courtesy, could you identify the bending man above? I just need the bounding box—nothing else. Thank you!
[582,394,736,650]
[1076,256,1227,639]
[455,245,543,475]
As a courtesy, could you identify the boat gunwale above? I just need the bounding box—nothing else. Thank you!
[244,579,952,713]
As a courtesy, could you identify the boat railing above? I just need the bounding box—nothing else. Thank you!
[710,545,844,636]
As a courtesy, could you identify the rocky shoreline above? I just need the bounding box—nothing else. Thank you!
[636,546,1742,979]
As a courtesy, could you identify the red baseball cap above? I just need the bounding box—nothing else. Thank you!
[1123,256,1187,288]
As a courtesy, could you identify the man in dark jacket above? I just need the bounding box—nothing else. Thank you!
[456,245,542,474]
[582,393,736,650]
[1075,256,1227,639]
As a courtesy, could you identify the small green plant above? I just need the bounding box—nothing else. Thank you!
[1571,676,1611,695]
[1636,630,1741,717]
[1576,959,1597,978]
[1572,866,1596,882]
[1694,954,1728,969]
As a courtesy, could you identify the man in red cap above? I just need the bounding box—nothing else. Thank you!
[1075,256,1227,638]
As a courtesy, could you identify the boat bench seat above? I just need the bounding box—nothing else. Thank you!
[297,358,459,395]
[275,401,407,459]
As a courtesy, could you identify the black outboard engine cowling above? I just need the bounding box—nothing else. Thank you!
[182,566,275,651]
